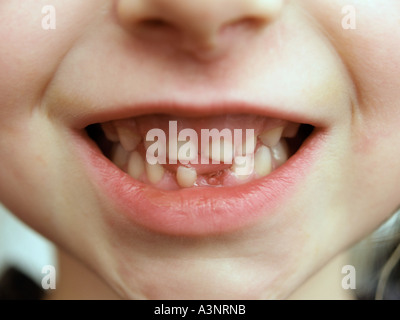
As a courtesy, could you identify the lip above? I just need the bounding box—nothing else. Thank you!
[72,101,328,130]
[70,103,327,236]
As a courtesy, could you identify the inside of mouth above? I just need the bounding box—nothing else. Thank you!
[86,114,314,190]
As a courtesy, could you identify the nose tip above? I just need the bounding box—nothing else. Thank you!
[116,0,284,60]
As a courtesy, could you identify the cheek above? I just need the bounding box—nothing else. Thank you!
[335,3,400,116]
[0,0,100,120]
[0,115,78,239]
[349,114,400,232]
[314,1,400,229]
[349,24,400,209]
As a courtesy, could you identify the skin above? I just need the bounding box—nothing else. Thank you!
[0,0,400,299]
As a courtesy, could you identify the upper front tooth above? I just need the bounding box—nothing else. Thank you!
[111,144,129,168]
[168,140,198,163]
[205,139,234,164]
[128,151,145,179]
[283,123,300,138]
[116,126,142,152]
[176,166,197,188]
[259,126,284,148]
[254,146,272,177]
[101,122,119,142]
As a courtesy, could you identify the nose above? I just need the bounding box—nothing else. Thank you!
[116,0,284,60]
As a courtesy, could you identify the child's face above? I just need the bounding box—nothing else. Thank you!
[1,0,399,299]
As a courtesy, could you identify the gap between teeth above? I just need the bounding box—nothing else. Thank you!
[107,124,293,188]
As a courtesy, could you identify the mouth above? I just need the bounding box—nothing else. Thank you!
[87,115,313,189]
[78,104,320,236]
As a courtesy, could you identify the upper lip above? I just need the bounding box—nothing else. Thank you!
[73,101,327,129]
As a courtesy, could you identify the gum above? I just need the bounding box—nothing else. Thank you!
[119,141,288,190]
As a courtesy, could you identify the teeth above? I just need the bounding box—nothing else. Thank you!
[144,139,167,160]
[176,166,197,188]
[101,122,120,142]
[109,121,294,188]
[271,140,289,167]
[231,155,254,179]
[116,126,142,152]
[254,146,272,177]
[259,126,284,148]
[145,162,165,184]
[128,151,145,179]
[283,123,300,138]
[205,139,234,164]
[111,144,129,168]
[168,140,198,163]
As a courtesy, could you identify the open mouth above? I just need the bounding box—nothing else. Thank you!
[86,114,314,190]
[78,107,320,236]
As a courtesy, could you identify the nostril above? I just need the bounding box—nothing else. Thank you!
[140,18,167,28]
[138,18,176,31]
[235,16,266,28]
[134,18,181,41]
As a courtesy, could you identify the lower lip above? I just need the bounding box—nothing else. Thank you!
[73,130,325,236]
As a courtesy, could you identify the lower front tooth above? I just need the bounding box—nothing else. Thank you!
[176,166,197,188]
[231,155,254,179]
[254,146,272,177]
[112,144,129,168]
[271,140,289,167]
[128,151,145,179]
[145,162,165,184]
